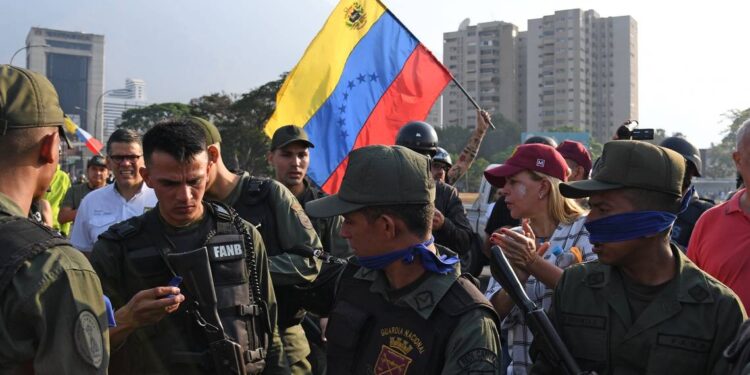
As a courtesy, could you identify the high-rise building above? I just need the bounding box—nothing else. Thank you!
[442,19,519,129]
[25,27,105,138]
[102,78,148,140]
[524,9,638,142]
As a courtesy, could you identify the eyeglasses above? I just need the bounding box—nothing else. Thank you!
[108,154,142,163]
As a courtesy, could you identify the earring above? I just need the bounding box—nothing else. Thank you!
[539,193,544,200]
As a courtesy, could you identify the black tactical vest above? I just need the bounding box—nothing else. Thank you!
[232,176,281,256]
[0,213,70,291]
[672,197,715,249]
[325,264,496,374]
[101,203,269,375]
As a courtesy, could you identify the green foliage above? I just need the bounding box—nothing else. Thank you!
[116,75,287,176]
[436,114,523,165]
[454,157,490,192]
[704,108,750,178]
[119,103,192,133]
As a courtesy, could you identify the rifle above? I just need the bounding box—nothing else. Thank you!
[168,247,247,374]
[489,245,591,375]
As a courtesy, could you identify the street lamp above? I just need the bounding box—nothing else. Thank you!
[9,44,49,66]
[95,89,117,142]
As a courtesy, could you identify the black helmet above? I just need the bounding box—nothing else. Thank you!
[660,136,702,177]
[524,135,558,147]
[433,147,452,167]
[395,121,438,156]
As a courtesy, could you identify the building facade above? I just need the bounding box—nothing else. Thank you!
[523,9,638,142]
[26,27,105,138]
[442,19,519,129]
[102,78,148,140]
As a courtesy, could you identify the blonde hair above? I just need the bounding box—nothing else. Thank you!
[528,170,586,225]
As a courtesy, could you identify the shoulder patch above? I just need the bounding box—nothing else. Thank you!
[74,310,104,368]
[100,219,140,240]
[292,202,314,230]
[457,348,498,371]
[688,285,710,302]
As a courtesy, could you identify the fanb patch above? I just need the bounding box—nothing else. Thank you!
[74,310,104,368]
[292,203,314,230]
[374,345,412,375]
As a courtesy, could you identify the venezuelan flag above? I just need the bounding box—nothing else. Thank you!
[265,0,451,194]
[64,116,104,155]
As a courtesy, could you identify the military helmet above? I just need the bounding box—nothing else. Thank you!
[395,121,439,156]
[433,147,452,167]
[659,136,702,177]
[524,135,558,147]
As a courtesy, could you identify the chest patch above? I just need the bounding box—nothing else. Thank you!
[374,344,413,375]
[210,242,244,260]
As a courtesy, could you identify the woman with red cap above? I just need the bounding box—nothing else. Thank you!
[482,143,595,375]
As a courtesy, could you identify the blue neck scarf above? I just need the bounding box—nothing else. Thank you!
[585,186,694,243]
[356,237,459,274]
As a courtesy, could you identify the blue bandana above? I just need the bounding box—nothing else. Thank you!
[356,237,459,274]
[585,186,694,243]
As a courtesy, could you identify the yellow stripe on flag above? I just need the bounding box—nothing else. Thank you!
[264,0,386,137]
[64,116,79,134]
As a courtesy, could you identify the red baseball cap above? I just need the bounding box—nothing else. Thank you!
[484,144,568,187]
[556,140,592,176]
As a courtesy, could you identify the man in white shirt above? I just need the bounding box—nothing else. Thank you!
[71,129,157,252]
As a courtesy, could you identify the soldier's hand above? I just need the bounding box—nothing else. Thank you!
[116,287,185,329]
[432,209,445,231]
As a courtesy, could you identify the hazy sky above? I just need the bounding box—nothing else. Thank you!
[2,0,748,148]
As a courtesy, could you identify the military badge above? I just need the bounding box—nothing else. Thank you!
[74,310,104,368]
[345,2,367,30]
[374,344,412,375]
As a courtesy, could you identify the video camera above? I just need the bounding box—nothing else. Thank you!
[615,120,654,140]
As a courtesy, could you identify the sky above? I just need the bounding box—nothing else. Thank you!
[2,0,748,148]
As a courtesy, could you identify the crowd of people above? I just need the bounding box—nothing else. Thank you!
[1,62,750,375]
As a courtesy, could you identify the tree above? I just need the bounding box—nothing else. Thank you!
[704,108,750,178]
[118,103,191,133]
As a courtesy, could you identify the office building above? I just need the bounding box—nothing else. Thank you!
[102,78,148,140]
[524,9,638,142]
[442,19,519,129]
[26,27,105,138]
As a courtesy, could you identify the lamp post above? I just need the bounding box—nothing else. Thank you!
[94,89,117,142]
[9,44,49,66]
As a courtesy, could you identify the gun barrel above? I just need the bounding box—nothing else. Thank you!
[489,245,583,375]
[167,247,224,335]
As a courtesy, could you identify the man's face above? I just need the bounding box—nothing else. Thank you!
[87,165,109,188]
[107,142,145,189]
[431,161,449,182]
[733,136,750,185]
[141,150,210,227]
[340,210,383,257]
[268,142,309,188]
[586,189,644,265]
[564,158,585,182]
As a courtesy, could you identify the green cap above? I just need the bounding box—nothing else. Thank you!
[270,125,314,150]
[560,140,685,198]
[306,145,435,218]
[185,116,221,144]
[0,65,70,147]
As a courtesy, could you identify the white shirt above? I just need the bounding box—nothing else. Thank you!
[70,182,157,252]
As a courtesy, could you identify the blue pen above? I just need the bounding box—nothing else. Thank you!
[166,275,183,298]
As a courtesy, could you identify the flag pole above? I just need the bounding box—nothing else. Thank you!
[450,77,496,130]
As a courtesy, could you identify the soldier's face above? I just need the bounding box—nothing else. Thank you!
[587,190,643,265]
[87,165,109,188]
[268,142,309,188]
[141,150,210,227]
[431,161,449,182]
[107,142,145,189]
[340,210,382,257]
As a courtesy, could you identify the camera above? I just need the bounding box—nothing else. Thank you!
[615,120,654,140]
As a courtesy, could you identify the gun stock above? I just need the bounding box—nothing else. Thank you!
[490,245,584,375]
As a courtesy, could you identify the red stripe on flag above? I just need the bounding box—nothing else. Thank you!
[322,44,451,194]
[85,138,104,155]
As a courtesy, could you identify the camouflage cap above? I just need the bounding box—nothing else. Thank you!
[559,140,685,198]
[270,125,314,151]
[0,65,70,146]
[185,116,221,144]
[305,145,435,218]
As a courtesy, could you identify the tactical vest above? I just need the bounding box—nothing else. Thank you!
[326,263,497,374]
[102,202,270,375]
[672,197,715,249]
[232,176,282,256]
[0,212,70,292]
